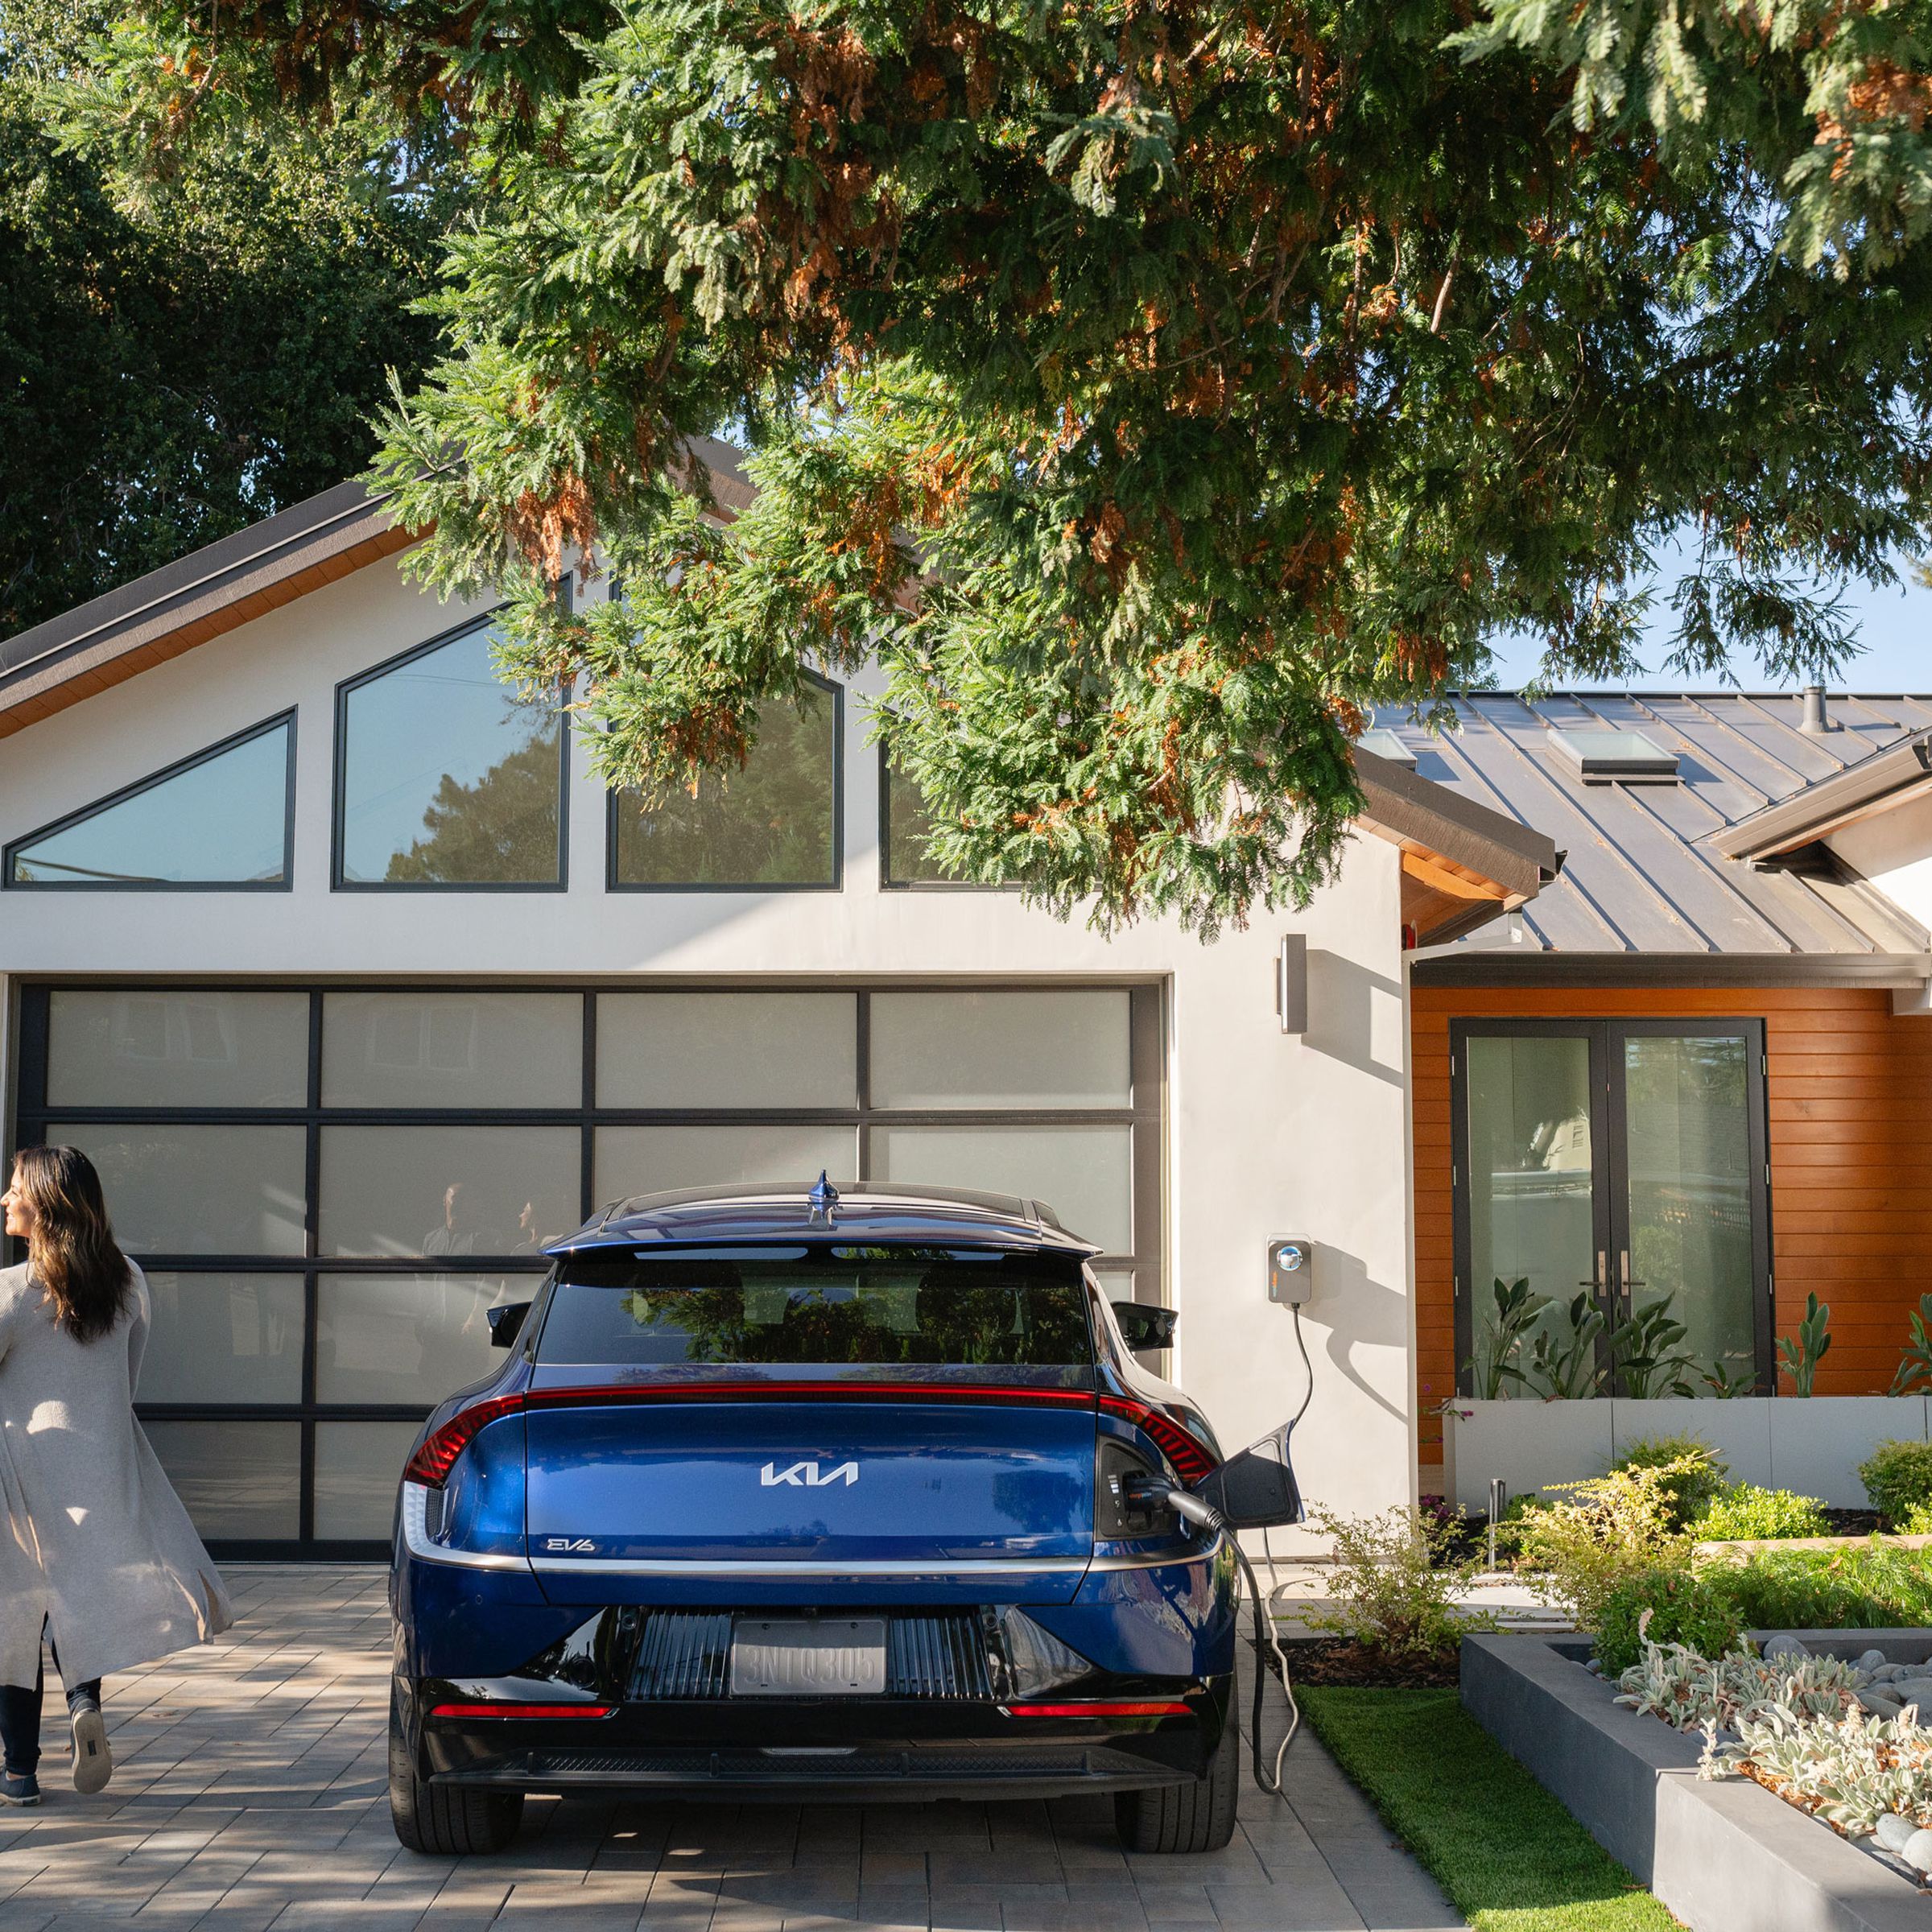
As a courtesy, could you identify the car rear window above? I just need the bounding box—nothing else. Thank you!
[536,1245,1094,1367]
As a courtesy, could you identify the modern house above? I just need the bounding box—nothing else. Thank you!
[1385,689,1932,1505]
[0,456,1556,1557]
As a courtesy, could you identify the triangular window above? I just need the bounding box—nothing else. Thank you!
[6,712,295,888]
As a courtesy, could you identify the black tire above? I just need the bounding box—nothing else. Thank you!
[389,1686,523,1855]
[1114,1721,1240,1853]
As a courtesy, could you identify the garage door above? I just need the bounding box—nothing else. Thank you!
[10,983,1164,1554]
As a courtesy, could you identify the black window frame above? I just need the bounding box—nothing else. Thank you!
[330,611,571,894]
[9,977,1166,1561]
[605,670,845,894]
[1449,1016,1773,1398]
[2,710,298,894]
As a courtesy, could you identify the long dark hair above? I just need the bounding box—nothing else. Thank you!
[10,1146,131,1343]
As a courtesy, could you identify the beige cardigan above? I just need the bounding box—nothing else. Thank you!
[0,1261,233,1687]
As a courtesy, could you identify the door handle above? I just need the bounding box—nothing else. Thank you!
[1620,1252,1645,1293]
[1578,1252,1608,1293]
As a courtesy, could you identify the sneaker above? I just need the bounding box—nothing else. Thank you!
[0,1770,39,1806]
[68,1707,110,1795]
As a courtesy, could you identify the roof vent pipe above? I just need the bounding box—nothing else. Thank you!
[1801,683,1833,734]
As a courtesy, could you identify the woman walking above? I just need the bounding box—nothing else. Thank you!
[0,1146,233,1805]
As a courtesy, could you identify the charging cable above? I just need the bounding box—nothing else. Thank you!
[1121,1478,1300,1800]
[1119,1304,1318,1799]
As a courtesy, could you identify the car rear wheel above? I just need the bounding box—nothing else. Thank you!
[1114,1721,1239,1853]
[389,1686,523,1855]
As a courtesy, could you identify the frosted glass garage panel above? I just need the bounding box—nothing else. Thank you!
[869,990,1131,1108]
[316,1274,512,1405]
[596,993,857,1108]
[48,989,309,1108]
[144,1421,300,1541]
[64,1125,307,1256]
[321,992,581,1108]
[140,1273,304,1403]
[320,1125,579,1257]
[314,1422,423,1540]
[596,1125,857,1209]
[873,1124,1132,1253]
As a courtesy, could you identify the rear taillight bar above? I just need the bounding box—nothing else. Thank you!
[402,1380,1098,1488]
[1004,1701,1192,1718]
[1096,1394,1220,1484]
[428,1703,615,1720]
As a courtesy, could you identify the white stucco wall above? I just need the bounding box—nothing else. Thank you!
[1829,788,1932,935]
[0,556,1418,1541]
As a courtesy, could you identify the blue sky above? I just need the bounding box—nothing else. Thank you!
[1483,568,1932,691]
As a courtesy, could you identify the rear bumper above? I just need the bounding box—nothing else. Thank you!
[402,1677,1232,1802]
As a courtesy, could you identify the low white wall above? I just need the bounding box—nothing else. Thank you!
[1447,1396,1931,1510]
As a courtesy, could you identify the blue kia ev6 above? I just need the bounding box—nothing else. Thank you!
[388,1182,1301,1856]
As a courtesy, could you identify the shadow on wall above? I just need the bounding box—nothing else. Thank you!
[1302,950,1406,1088]
[1307,1245,1409,1426]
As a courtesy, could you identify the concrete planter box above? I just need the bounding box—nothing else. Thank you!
[1447,1396,1930,1511]
[1768,1399,1929,1508]
[1462,1632,1931,1932]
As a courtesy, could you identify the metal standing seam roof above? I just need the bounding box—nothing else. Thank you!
[1377,691,1932,959]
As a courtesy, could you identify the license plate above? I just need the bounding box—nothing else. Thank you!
[729,1618,887,1697]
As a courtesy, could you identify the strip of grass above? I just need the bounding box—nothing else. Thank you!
[1297,1685,1681,1932]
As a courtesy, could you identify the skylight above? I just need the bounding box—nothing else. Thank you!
[1356,728,1418,769]
[1545,726,1679,785]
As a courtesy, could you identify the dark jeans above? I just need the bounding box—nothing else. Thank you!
[0,1636,100,1777]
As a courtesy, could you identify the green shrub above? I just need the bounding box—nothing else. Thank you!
[1858,1439,1932,1527]
[1509,1459,1699,1634]
[1305,1506,1496,1663]
[1901,1500,1932,1535]
[1609,1435,1729,1530]
[1594,1565,1742,1674]
[1708,1543,1932,1632]
[1694,1484,1831,1542]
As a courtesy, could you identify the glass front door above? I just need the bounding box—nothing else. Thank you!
[1454,1020,1769,1398]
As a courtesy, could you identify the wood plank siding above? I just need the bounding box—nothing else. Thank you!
[1412,983,1932,1472]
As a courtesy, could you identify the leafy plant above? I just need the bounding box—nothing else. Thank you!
[1693,1484,1831,1542]
[1521,1292,1607,1400]
[1698,1360,1758,1399]
[1858,1439,1932,1528]
[1593,1567,1741,1674]
[1711,1543,1932,1631]
[1464,1276,1550,1402]
[1777,1293,1832,1397]
[1712,1705,1932,1837]
[1900,1501,1932,1535]
[1611,1436,1730,1530]
[1304,1507,1496,1666]
[1605,1296,1697,1400]
[1888,1294,1932,1397]
[1508,1459,1703,1639]
[1616,1638,1864,1732]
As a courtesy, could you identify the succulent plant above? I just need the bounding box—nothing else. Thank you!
[1615,1637,1864,1733]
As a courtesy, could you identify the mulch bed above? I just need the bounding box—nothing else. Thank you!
[1274,1636,1461,1689]
[1824,1508,1884,1537]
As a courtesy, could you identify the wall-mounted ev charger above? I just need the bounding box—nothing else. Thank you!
[1266,1236,1313,1306]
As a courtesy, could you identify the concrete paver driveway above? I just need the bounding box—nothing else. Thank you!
[0,1567,1464,1932]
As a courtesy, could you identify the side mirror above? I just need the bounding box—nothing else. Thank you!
[486,1301,532,1349]
[1191,1424,1303,1529]
[1113,1301,1178,1351]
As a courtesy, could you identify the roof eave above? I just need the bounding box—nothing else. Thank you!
[1711,733,1932,861]
[1351,743,1560,944]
